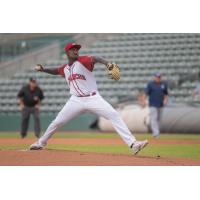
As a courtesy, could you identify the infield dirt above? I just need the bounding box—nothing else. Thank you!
[0,138,200,166]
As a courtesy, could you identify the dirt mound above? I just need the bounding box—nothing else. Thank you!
[0,137,200,166]
[0,150,200,166]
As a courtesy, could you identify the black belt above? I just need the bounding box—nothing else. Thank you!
[77,92,96,97]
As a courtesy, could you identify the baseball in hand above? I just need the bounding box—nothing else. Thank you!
[35,64,43,71]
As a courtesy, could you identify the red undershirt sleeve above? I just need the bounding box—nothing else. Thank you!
[57,64,67,76]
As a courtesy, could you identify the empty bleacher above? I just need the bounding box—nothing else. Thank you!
[0,33,200,114]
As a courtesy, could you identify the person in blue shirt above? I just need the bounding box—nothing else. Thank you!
[144,72,168,137]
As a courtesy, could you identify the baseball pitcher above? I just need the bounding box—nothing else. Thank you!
[30,43,148,155]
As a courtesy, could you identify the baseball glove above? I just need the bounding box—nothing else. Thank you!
[106,63,120,81]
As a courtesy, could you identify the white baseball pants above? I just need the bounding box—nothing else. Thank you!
[150,106,163,137]
[39,93,136,147]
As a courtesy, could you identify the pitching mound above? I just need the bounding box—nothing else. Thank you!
[0,137,200,166]
[0,149,200,166]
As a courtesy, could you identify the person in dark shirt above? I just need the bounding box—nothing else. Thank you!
[144,72,168,137]
[17,78,44,138]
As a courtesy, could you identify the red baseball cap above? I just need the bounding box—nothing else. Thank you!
[64,43,81,52]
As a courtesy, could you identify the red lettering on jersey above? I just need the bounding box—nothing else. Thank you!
[68,73,86,81]
[77,56,94,72]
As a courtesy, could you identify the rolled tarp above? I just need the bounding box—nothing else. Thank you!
[98,104,200,133]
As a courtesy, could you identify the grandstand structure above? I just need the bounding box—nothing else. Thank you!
[0,33,200,116]
[0,33,75,62]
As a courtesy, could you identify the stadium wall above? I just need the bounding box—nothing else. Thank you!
[0,113,97,131]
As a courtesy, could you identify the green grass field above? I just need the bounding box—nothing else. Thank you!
[0,132,200,160]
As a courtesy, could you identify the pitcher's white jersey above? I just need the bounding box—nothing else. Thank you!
[57,56,97,96]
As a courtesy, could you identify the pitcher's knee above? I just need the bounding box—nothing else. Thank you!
[51,119,64,128]
[108,110,121,120]
[109,109,118,116]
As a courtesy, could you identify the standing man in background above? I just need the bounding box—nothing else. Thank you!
[144,73,168,138]
[17,78,44,138]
